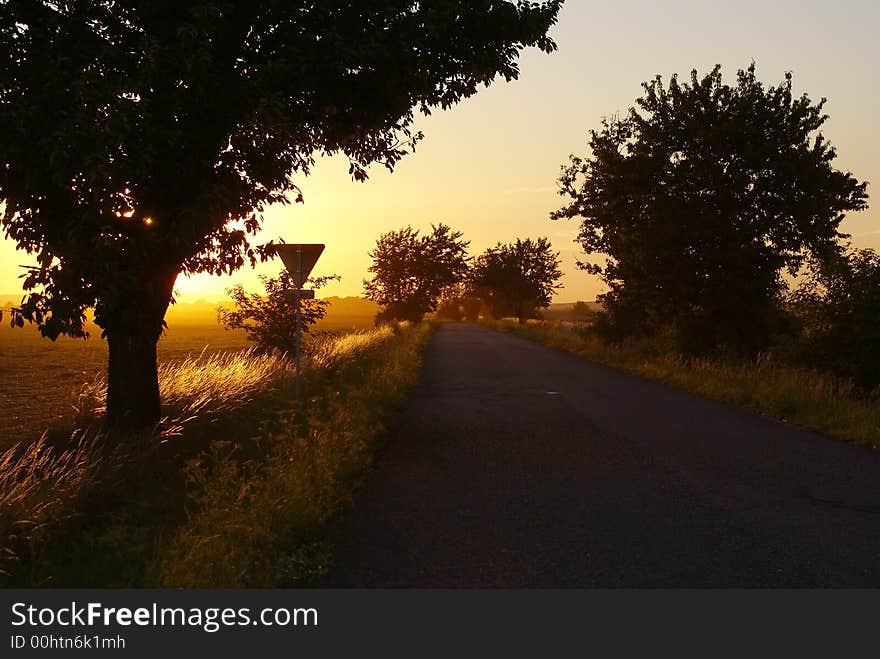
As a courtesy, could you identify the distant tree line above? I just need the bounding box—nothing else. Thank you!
[363,225,563,324]
[554,63,875,387]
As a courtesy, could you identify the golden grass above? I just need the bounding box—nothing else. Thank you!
[0,323,423,584]
[484,319,880,449]
[0,429,123,579]
[308,325,397,370]
[156,323,430,588]
[76,348,292,426]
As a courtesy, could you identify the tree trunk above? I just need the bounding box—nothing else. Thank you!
[107,330,161,429]
[102,268,177,430]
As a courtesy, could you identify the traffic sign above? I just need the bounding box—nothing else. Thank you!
[274,243,325,407]
[276,244,325,288]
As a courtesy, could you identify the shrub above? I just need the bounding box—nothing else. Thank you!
[791,248,880,389]
[218,273,338,354]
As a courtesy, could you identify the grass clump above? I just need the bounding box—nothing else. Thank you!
[0,431,104,579]
[0,347,295,582]
[0,323,432,587]
[483,319,880,449]
[77,347,292,424]
[157,322,430,587]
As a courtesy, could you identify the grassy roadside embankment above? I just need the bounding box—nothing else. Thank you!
[482,319,880,450]
[0,322,433,587]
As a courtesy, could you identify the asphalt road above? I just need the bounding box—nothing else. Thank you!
[331,324,880,587]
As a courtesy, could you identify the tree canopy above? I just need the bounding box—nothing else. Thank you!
[0,0,561,425]
[364,224,470,323]
[553,64,868,353]
[469,237,562,323]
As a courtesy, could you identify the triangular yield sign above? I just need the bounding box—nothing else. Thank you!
[276,244,325,288]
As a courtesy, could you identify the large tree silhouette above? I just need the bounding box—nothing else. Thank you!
[553,64,868,354]
[0,0,561,428]
[364,224,469,323]
[470,237,562,323]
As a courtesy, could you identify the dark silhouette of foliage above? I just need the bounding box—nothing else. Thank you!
[218,273,337,355]
[790,249,880,389]
[470,237,562,324]
[460,296,484,322]
[365,224,470,323]
[436,283,483,322]
[0,0,561,427]
[571,301,594,320]
[553,64,869,354]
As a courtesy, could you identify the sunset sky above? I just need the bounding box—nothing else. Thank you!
[1,0,877,303]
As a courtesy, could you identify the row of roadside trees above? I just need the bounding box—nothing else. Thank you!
[363,225,563,325]
[223,63,876,397]
[213,229,564,358]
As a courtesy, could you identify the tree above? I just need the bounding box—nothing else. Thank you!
[218,272,336,355]
[553,64,869,354]
[436,283,483,322]
[470,237,562,323]
[364,224,470,323]
[790,248,880,389]
[571,301,594,320]
[436,285,466,321]
[0,0,561,428]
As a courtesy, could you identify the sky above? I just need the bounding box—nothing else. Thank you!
[1,0,878,303]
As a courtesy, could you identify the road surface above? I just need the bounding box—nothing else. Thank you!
[331,324,880,587]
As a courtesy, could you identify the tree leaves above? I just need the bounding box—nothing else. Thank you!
[364,223,470,322]
[469,237,562,323]
[217,272,339,354]
[0,0,562,337]
[790,249,880,388]
[553,63,869,354]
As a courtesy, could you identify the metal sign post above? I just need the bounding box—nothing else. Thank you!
[294,251,302,403]
[275,244,325,404]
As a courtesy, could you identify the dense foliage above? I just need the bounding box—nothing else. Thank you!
[554,64,868,354]
[218,273,337,355]
[791,248,880,389]
[469,237,562,323]
[436,283,482,322]
[364,224,470,322]
[0,0,561,425]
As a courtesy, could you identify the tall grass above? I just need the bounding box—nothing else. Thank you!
[76,347,292,423]
[157,322,429,587]
[309,325,397,370]
[0,432,102,579]
[484,319,880,449]
[0,324,428,585]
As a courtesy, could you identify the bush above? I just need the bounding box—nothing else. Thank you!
[218,273,338,354]
[791,249,880,390]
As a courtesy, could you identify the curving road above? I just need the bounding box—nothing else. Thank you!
[331,324,880,587]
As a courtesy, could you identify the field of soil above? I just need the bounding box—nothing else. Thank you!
[0,297,377,445]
